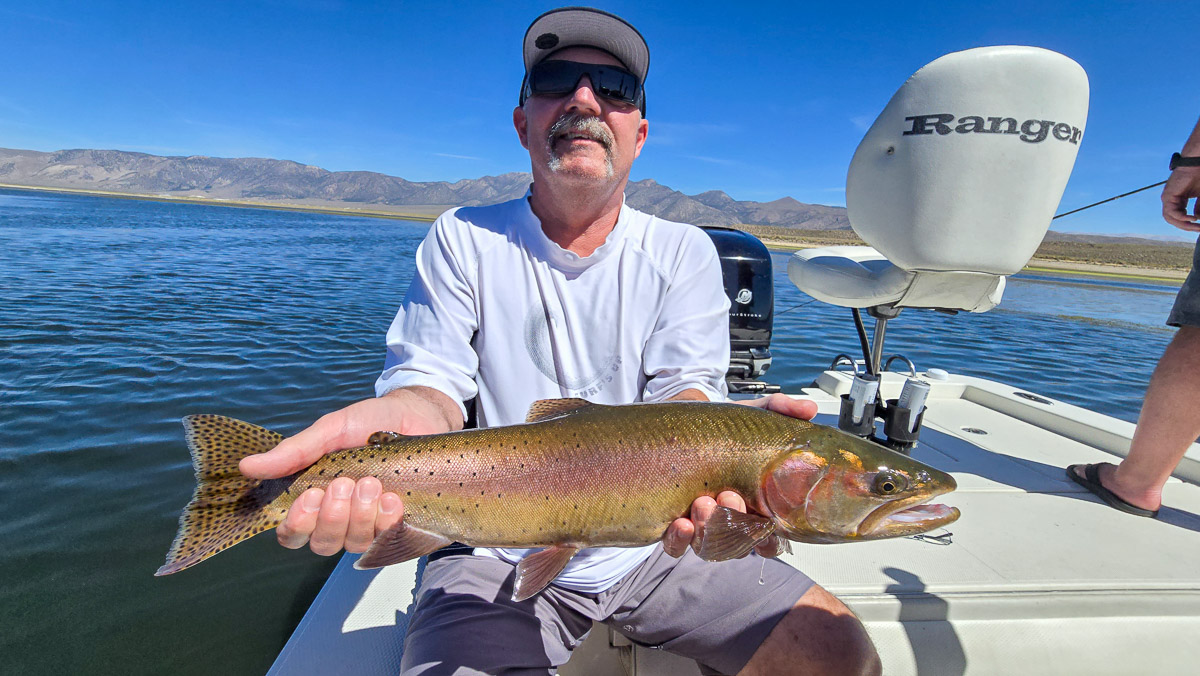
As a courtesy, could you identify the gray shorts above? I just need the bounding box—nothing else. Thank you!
[399,544,815,676]
[1168,242,1200,328]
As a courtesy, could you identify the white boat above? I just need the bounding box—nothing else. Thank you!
[268,46,1200,675]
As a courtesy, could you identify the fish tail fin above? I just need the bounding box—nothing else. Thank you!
[156,414,288,576]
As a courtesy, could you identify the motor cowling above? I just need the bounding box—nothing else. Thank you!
[698,226,778,394]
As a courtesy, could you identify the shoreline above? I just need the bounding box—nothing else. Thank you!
[2,183,1186,285]
[0,182,442,223]
[757,239,1187,285]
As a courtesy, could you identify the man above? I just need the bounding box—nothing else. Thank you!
[241,8,881,675]
[1069,117,1200,516]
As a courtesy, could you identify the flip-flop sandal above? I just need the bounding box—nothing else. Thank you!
[1066,463,1159,518]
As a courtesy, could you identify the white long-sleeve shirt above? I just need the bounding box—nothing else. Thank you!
[375,193,730,592]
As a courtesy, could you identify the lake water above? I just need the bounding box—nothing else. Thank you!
[0,188,1183,674]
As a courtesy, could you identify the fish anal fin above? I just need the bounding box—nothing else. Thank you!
[355,522,453,569]
[695,505,776,562]
[525,398,594,423]
[513,545,579,601]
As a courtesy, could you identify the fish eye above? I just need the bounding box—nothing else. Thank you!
[873,470,909,495]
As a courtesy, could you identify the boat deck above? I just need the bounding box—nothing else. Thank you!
[269,371,1200,675]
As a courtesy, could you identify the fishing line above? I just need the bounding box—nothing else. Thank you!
[1052,180,1167,220]
[774,298,820,316]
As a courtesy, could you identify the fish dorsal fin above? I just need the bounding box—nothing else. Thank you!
[512,545,579,601]
[695,505,777,562]
[354,522,453,569]
[524,398,593,423]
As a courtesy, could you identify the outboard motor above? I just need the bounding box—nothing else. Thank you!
[698,226,779,394]
[787,45,1089,449]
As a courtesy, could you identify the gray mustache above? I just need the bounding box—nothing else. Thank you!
[547,114,615,150]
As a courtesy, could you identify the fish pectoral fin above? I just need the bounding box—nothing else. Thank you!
[354,522,453,570]
[512,544,579,602]
[524,398,594,423]
[695,505,776,562]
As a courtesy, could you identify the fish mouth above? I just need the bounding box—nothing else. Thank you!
[859,501,960,538]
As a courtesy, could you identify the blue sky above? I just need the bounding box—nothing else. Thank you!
[1,0,1197,236]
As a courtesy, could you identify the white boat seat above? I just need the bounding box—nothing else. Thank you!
[789,45,1089,313]
[788,245,1007,311]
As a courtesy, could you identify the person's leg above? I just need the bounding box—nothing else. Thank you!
[738,584,881,676]
[603,545,879,676]
[1071,241,1200,514]
[1073,325,1200,512]
[400,554,594,676]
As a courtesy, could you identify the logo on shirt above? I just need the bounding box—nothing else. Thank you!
[524,304,622,396]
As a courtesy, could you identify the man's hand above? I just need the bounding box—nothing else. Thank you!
[1162,165,1200,232]
[662,393,818,558]
[239,387,462,555]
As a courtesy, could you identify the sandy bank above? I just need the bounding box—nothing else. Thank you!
[0,182,443,223]
[758,239,1187,285]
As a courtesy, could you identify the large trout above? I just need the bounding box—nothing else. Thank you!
[158,399,959,600]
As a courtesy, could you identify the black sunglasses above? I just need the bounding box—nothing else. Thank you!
[520,60,645,111]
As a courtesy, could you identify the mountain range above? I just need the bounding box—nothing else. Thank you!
[0,147,848,229]
[0,147,1188,247]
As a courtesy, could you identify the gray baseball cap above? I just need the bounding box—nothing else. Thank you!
[522,7,649,84]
